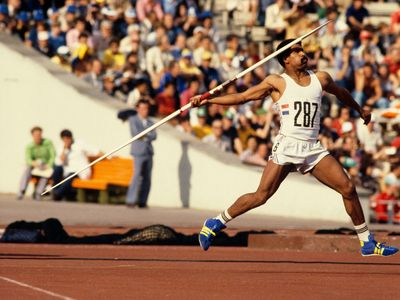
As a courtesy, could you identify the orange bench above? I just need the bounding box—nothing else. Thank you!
[72,157,133,204]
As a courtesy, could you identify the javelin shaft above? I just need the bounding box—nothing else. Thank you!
[200,20,332,100]
[42,103,191,195]
[42,21,330,196]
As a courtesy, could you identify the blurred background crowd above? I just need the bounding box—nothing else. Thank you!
[1,0,400,222]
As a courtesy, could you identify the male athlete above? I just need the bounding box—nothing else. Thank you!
[190,39,398,256]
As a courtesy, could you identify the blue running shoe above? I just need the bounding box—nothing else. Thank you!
[360,234,399,257]
[199,218,226,251]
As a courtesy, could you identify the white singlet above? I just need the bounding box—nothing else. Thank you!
[269,70,329,173]
[277,70,322,140]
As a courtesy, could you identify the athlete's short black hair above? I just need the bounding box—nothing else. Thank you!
[276,39,301,67]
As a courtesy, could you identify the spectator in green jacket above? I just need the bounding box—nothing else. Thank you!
[17,126,56,200]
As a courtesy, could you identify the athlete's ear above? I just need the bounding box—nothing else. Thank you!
[283,56,290,66]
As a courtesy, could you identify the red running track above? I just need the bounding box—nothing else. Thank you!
[0,244,399,300]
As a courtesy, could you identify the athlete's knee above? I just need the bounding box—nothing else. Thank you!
[339,180,357,199]
[252,190,273,207]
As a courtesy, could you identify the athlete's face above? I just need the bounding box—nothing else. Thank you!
[286,45,308,69]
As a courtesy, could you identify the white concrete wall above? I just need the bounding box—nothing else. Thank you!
[0,41,353,223]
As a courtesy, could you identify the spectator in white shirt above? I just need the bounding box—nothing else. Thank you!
[202,119,232,152]
[265,0,289,40]
[52,129,99,200]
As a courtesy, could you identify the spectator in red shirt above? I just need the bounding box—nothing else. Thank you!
[180,77,200,109]
[155,82,178,116]
[331,107,354,137]
[390,9,400,34]
[383,46,400,76]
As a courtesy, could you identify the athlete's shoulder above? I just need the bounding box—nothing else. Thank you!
[264,73,285,87]
[314,70,334,89]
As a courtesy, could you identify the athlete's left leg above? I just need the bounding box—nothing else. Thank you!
[311,154,398,256]
[310,154,364,225]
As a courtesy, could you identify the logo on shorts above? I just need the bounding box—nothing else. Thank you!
[281,104,289,115]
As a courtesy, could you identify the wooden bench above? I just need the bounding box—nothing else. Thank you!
[72,157,133,204]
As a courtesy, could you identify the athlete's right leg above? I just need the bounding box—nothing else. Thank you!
[226,160,293,218]
[199,160,293,250]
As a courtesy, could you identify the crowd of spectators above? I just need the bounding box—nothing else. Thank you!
[1,0,400,222]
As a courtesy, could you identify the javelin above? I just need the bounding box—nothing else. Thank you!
[41,20,331,196]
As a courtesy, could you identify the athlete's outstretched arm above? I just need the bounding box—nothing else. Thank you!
[190,76,275,107]
[317,71,371,125]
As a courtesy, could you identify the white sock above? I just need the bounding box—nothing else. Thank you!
[215,209,232,225]
[354,223,370,242]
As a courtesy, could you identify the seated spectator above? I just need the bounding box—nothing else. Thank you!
[265,0,288,40]
[92,20,113,57]
[72,32,93,61]
[171,33,187,60]
[82,58,104,88]
[353,30,383,67]
[127,78,154,109]
[136,0,164,22]
[14,11,29,41]
[335,45,355,91]
[345,0,369,42]
[146,35,173,89]
[378,64,399,101]
[192,108,211,139]
[383,46,400,77]
[120,24,141,55]
[199,51,220,90]
[102,71,118,97]
[66,17,91,52]
[51,46,72,72]
[193,36,220,68]
[222,111,243,154]
[180,77,200,111]
[163,12,182,44]
[354,63,386,108]
[18,126,56,200]
[102,38,126,71]
[356,112,383,154]
[240,135,258,160]
[52,129,99,201]
[219,49,241,82]
[241,142,269,167]
[160,61,187,98]
[390,8,400,34]
[36,31,53,57]
[179,49,202,78]
[187,25,205,50]
[155,82,178,116]
[237,114,256,147]
[122,8,139,38]
[48,22,66,55]
[202,119,232,152]
[319,18,342,67]
[0,4,9,32]
[331,107,353,137]
[206,103,223,126]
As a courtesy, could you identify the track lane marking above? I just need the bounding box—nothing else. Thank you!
[0,276,75,300]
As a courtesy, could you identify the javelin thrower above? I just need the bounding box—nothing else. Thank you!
[191,38,398,256]
[42,22,331,196]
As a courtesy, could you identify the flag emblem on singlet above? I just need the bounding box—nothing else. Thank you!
[281,104,289,115]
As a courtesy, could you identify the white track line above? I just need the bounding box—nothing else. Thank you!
[0,276,75,300]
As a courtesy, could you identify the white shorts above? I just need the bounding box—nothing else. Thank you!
[269,134,330,174]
